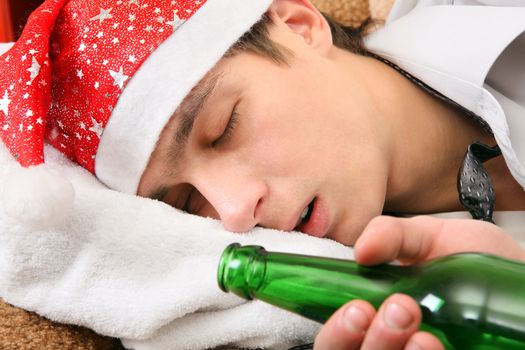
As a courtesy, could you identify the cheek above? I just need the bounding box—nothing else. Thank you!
[239,65,379,179]
[242,107,335,180]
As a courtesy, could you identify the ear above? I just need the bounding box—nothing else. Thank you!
[269,0,333,56]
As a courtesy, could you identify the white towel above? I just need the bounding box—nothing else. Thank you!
[0,142,355,350]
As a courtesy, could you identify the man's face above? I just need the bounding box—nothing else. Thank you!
[138,17,389,245]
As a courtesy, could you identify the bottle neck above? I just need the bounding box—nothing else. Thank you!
[260,251,403,307]
[218,244,414,321]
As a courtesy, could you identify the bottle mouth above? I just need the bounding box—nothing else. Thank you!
[217,243,268,300]
[217,242,241,293]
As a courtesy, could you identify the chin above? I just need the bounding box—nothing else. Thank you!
[329,217,371,246]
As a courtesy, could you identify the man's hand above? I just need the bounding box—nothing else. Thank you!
[314,294,444,350]
[314,215,525,349]
[354,215,525,266]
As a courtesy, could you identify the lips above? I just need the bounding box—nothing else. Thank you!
[295,197,330,238]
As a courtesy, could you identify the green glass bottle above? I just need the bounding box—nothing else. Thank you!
[217,243,525,350]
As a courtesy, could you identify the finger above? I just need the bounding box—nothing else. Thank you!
[406,331,445,350]
[361,294,422,350]
[314,300,376,350]
[354,216,438,266]
[430,219,525,262]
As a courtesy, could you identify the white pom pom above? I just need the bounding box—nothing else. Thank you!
[1,165,75,230]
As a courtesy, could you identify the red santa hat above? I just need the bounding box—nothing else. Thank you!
[0,0,272,194]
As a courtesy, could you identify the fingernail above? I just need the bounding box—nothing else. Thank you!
[384,302,414,330]
[342,305,370,333]
[406,340,424,350]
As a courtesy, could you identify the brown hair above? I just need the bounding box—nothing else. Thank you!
[225,12,372,64]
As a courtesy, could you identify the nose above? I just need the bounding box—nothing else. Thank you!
[193,171,268,233]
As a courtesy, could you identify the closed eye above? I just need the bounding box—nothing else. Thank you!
[181,187,210,216]
[212,106,238,147]
[182,186,195,213]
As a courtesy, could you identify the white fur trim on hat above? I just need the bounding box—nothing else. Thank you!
[95,0,273,194]
[1,164,75,230]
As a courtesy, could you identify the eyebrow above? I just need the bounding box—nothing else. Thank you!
[147,72,222,201]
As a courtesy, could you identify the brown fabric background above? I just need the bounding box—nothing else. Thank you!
[0,1,393,348]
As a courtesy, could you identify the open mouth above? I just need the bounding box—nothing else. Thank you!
[295,198,315,230]
[294,197,330,238]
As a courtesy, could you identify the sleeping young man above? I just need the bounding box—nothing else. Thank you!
[1,0,524,349]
